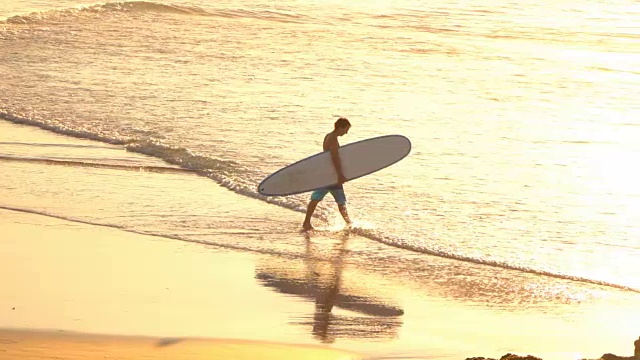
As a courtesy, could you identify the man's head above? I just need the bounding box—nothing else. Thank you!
[334,117,351,136]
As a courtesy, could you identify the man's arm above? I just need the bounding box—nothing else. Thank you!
[327,135,347,184]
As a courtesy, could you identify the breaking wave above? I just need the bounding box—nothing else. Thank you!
[3,1,309,24]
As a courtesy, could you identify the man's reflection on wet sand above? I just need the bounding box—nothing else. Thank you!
[256,230,403,343]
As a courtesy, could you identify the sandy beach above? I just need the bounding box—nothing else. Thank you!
[2,120,640,360]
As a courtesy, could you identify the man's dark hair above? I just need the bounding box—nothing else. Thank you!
[335,117,351,129]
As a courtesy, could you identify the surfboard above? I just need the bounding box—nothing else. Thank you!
[258,134,411,196]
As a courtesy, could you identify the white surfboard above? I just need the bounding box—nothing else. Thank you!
[258,135,411,196]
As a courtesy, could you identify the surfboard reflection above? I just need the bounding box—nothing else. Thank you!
[255,231,404,343]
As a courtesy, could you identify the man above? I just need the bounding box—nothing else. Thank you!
[302,118,352,231]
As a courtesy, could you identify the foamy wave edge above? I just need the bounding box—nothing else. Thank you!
[0,112,310,215]
[0,205,303,259]
[352,227,640,294]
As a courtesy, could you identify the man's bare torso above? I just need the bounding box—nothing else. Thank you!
[323,132,339,151]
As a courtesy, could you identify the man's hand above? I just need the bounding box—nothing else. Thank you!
[338,173,347,185]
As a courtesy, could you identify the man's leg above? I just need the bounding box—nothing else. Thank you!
[338,204,351,226]
[303,188,330,230]
[331,188,351,226]
[303,200,320,230]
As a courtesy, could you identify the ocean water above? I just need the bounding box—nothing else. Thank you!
[1,0,639,323]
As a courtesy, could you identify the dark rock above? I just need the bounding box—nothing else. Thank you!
[466,354,542,360]
[600,354,634,360]
[500,353,543,360]
[467,337,640,360]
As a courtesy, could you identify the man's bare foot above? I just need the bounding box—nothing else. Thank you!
[302,222,314,231]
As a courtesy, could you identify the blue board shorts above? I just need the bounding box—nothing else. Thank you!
[310,184,347,205]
